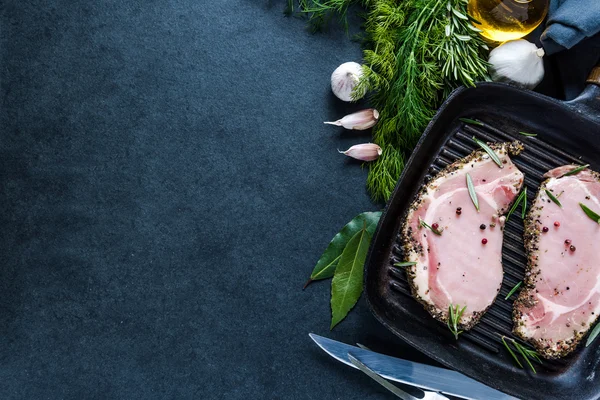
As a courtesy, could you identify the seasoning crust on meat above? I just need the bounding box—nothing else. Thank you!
[514,165,600,359]
[402,141,524,330]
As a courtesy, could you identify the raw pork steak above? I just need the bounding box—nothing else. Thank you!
[402,142,524,330]
[514,165,600,358]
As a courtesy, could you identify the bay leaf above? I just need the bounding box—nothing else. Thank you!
[304,211,381,289]
[330,224,372,329]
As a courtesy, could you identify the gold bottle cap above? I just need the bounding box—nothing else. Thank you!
[587,66,600,86]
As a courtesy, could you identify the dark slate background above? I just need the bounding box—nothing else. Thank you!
[0,1,598,399]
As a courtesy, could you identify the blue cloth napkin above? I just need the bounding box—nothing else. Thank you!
[541,0,600,55]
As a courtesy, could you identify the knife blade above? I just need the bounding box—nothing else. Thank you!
[309,333,518,400]
[348,353,448,400]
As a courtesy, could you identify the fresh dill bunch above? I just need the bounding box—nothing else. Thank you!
[366,145,405,203]
[362,0,446,201]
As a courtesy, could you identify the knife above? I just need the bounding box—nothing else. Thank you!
[348,353,449,400]
[309,333,518,400]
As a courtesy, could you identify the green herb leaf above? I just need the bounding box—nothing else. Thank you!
[330,224,372,329]
[451,8,469,20]
[519,131,537,137]
[586,323,600,347]
[466,173,479,211]
[580,203,600,224]
[467,13,483,25]
[455,34,472,41]
[501,336,523,369]
[500,336,541,373]
[394,261,418,267]
[473,137,503,168]
[459,117,484,126]
[447,304,466,340]
[515,341,537,374]
[419,217,443,236]
[545,189,562,208]
[560,164,590,177]
[506,188,527,222]
[505,281,522,300]
[467,23,482,32]
[305,212,381,289]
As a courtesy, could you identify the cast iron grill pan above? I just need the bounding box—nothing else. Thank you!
[364,80,600,400]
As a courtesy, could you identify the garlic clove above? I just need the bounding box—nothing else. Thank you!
[324,109,379,130]
[330,62,366,102]
[338,143,382,162]
[488,39,545,89]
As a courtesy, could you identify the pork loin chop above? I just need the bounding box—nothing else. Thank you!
[514,165,600,359]
[402,142,524,330]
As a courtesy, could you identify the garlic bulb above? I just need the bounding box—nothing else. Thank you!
[488,39,545,89]
[339,143,382,161]
[330,62,366,102]
[324,109,379,130]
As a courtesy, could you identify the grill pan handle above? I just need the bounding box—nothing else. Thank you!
[565,65,600,123]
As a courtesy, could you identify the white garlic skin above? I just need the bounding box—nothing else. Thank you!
[324,109,379,130]
[488,39,545,90]
[330,62,366,102]
[338,143,382,161]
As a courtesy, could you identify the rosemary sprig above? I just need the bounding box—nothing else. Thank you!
[515,343,540,374]
[418,217,443,235]
[501,336,541,373]
[545,189,562,208]
[519,131,537,137]
[473,137,502,168]
[459,117,484,126]
[505,281,522,300]
[447,304,466,340]
[506,188,527,222]
[580,203,600,224]
[521,189,528,218]
[394,261,417,267]
[501,336,522,368]
[586,323,600,347]
[466,173,479,211]
[560,164,590,177]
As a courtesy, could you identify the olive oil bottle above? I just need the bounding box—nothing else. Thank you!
[467,0,549,42]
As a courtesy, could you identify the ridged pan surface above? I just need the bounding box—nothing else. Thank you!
[364,82,600,400]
